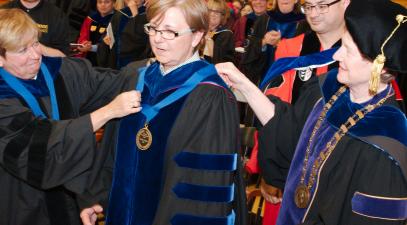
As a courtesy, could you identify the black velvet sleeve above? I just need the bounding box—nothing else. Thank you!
[0,98,96,192]
[258,75,322,189]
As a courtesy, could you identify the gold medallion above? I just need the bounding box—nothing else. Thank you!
[294,184,310,208]
[136,124,152,150]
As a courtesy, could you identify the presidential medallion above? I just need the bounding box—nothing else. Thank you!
[294,184,310,208]
[136,124,152,150]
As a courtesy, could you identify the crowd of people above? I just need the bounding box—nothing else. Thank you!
[0,0,406,225]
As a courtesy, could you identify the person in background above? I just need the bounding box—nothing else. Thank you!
[233,0,268,48]
[97,0,151,69]
[0,8,142,225]
[203,0,235,64]
[75,0,115,66]
[2,0,71,55]
[216,0,407,224]
[240,0,305,83]
[79,0,246,224]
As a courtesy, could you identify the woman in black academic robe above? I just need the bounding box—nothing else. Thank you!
[215,0,407,224]
[80,0,247,225]
[0,9,142,225]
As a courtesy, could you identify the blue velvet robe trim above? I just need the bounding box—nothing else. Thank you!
[260,48,337,89]
[173,183,235,203]
[171,210,235,225]
[0,57,61,99]
[322,69,407,148]
[106,60,229,225]
[351,192,407,220]
[174,151,237,171]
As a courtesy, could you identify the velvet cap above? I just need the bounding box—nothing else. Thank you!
[345,0,407,73]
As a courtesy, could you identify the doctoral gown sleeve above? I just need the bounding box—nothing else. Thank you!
[301,136,407,225]
[258,75,322,189]
[152,84,247,225]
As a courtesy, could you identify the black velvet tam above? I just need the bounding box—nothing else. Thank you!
[345,0,407,73]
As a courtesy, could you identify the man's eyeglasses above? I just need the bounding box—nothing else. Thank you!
[301,0,341,14]
[144,23,194,40]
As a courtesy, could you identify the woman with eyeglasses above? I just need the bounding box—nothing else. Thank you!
[202,0,235,64]
[80,0,246,225]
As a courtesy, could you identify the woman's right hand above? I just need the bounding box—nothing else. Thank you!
[105,90,142,119]
[90,90,142,131]
[80,204,103,225]
[215,62,251,92]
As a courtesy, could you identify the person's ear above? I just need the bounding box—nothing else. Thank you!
[191,30,205,48]
[0,56,5,67]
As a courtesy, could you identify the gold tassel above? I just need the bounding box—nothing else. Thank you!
[369,14,406,95]
[369,54,385,95]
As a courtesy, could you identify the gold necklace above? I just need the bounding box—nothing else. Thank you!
[294,86,393,208]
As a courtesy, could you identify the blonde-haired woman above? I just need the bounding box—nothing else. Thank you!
[80,0,246,224]
[203,0,235,64]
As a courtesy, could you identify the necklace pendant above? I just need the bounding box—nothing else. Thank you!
[136,123,152,150]
[295,184,310,208]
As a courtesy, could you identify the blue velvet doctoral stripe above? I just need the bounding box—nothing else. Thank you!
[352,192,407,220]
[260,48,337,89]
[106,60,228,225]
[173,183,235,203]
[0,57,61,100]
[171,210,235,225]
[174,151,237,171]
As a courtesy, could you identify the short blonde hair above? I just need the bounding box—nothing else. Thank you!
[207,0,230,25]
[0,9,39,57]
[146,0,209,33]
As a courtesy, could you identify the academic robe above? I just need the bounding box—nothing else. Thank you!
[240,11,305,83]
[97,6,151,69]
[204,27,235,64]
[82,60,248,225]
[76,11,114,65]
[259,70,407,225]
[0,57,131,225]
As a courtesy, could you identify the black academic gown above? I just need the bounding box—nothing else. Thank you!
[0,57,131,225]
[81,60,247,225]
[204,28,235,64]
[97,6,151,69]
[259,71,407,225]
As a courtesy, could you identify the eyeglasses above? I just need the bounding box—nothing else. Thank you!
[301,0,341,15]
[7,41,40,56]
[144,23,194,40]
[209,9,224,17]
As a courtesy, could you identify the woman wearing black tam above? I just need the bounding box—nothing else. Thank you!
[216,0,407,224]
